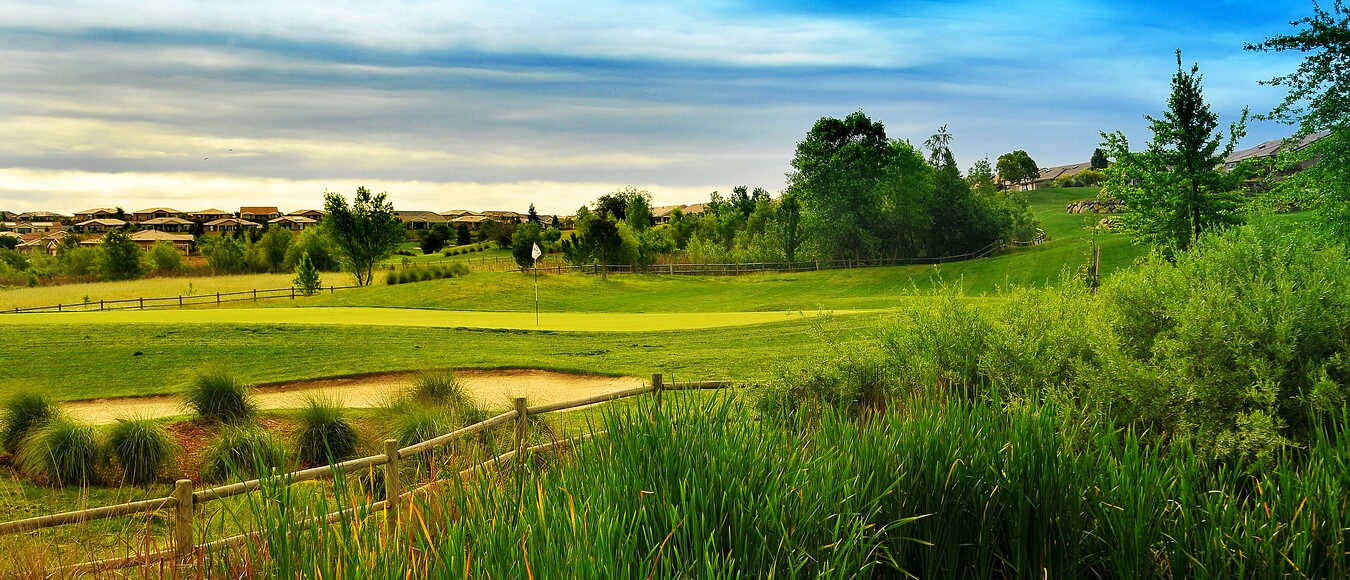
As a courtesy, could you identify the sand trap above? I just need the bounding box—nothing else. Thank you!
[63,369,645,424]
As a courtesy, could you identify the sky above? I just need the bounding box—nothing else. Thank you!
[0,0,1320,216]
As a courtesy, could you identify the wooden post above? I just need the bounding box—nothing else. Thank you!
[384,439,401,523]
[253,289,258,301]
[99,299,104,311]
[291,287,296,299]
[215,292,220,305]
[514,397,529,450]
[172,479,194,564]
[139,297,144,309]
[179,295,183,307]
[652,373,664,409]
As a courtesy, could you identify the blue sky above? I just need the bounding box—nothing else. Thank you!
[0,0,1317,215]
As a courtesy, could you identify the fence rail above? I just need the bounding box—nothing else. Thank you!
[511,231,1046,276]
[0,375,738,574]
[2,284,359,314]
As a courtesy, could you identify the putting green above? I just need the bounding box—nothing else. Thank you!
[2,306,886,332]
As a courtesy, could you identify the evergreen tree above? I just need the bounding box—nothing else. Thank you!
[1090,148,1109,170]
[293,251,322,296]
[456,223,472,246]
[527,203,540,224]
[1102,51,1247,253]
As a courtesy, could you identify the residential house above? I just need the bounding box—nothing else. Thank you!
[188,208,231,222]
[203,218,260,234]
[74,218,127,233]
[451,214,490,231]
[129,230,194,253]
[651,204,685,224]
[395,211,448,230]
[240,206,281,223]
[13,222,61,234]
[139,217,195,233]
[1027,162,1093,191]
[481,210,521,222]
[74,208,120,222]
[17,211,68,223]
[287,209,325,220]
[268,215,317,231]
[439,209,477,219]
[131,207,181,222]
[1224,131,1331,171]
[681,203,707,216]
[15,232,64,255]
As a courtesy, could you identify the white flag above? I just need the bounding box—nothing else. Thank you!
[531,242,543,260]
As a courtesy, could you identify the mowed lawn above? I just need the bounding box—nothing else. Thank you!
[0,272,301,311]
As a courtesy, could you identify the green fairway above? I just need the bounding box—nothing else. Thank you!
[3,306,877,332]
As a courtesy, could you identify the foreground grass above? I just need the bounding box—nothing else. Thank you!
[0,314,887,401]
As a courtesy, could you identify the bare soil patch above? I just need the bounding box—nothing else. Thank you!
[63,369,644,425]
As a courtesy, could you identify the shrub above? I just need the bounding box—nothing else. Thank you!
[107,417,175,485]
[202,426,287,482]
[148,241,183,273]
[183,370,256,423]
[385,270,398,285]
[758,352,894,422]
[2,392,59,454]
[408,370,472,407]
[391,407,455,448]
[296,396,360,466]
[17,416,102,486]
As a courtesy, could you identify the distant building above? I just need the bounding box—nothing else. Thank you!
[189,209,232,222]
[139,217,195,233]
[73,218,127,233]
[651,204,685,224]
[240,206,281,223]
[287,209,325,220]
[74,208,120,222]
[203,218,261,234]
[395,211,448,230]
[131,207,182,222]
[268,215,317,231]
[1224,131,1331,171]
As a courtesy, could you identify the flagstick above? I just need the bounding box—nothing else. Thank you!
[533,258,540,327]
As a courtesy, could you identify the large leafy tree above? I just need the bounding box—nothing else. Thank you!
[1102,51,1247,254]
[996,150,1040,189]
[96,227,144,281]
[322,186,404,286]
[1247,1,1350,244]
[787,111,892,263]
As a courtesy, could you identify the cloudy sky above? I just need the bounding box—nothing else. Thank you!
[0,0,1316,215]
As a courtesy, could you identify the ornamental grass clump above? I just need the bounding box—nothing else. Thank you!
[2,391,59,454]
[107,417,175,485]
[296,396,359,466]
[202,426,287,482]
[17,416,102,487]
[184,369,256,424]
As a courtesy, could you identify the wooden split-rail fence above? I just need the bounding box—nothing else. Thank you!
[0,374,738,575]
[4,285,360,314]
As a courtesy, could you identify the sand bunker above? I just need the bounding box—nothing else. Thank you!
[63,369,645,424]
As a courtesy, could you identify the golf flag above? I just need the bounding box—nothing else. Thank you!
[532,242,543,261]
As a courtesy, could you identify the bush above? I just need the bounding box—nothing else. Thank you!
[17,416,102,486]
[183,370,256,423]
[148,241,183,273]
[296,396,360,466]
[757,352,894,422]
[202,426,287,482]
[385,270,398,285]
[2,392,59,454]
[391,407,456,448]
[107,417,175,485]
[385,263,470,285]
[408,370,472,408]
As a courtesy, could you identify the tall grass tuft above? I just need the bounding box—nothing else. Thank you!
[408,370,470,408]
[201,426,286,482]
[106,417,175,485]
[295,395,359,466]
[16,416,102,487]
[183,369,256,424]
[1,391,58,454]
[390,406,455,448]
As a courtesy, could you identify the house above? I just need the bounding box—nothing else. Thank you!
[13,222,61,234]
[1026,162,1093,191]
[74,208,120,222]
[15,232,65,255]
[131,207,181,222]
[1224,131,1331,171]
[74,218,127,233]
[451,214,490,231]
[17,211,68,223]
[287,209,325,220]
[395,211,448,230]
[651,204,685,224]
[203,218,260,234]
[439,210,478,219]
[481,210,521,222]
[240,206,281,223]
[681,203,707,216]
[188,208,231,222]
[268,215,317,231]
[129,230,194,253]
[139,217,195,233]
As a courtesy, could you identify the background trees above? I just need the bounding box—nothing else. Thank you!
[95,227,144,281]
[1102,52,1247,254]
[322,187,404,286]
[996,150,1040,189]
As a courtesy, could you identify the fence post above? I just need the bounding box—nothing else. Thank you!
[99,299,104,311]
[384,439,401,523]
[291,287,296,299]
[179,295,183,307]
[652,373,664,411]
[139,297,144,310]
[253,289,258,301]
[215,292,220,305]
[172,479,194,564]
[514,397,529,450]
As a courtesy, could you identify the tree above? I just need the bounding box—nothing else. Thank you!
[257,226,293,272]
[284,225,339,272]
[527,203,540,224]
[787,111,892,262]
[322,187,404,286]
[1101,51,1247,253]
[966,156,998,196]
[293,251,322,296]
[96,227,144,281]
[420,223,452,254]
[777,191,803,264]
[594,186,650,221]
[625,194,652,231]
[201,235,247,273]
[456,224,472,246]
[1090,147,1110,170]
[148,241,183,273]
[996,150,1040,189]
[511,221,543,269]
[1247,1,1350,244]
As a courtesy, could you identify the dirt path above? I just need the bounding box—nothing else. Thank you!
[63,369,645,424]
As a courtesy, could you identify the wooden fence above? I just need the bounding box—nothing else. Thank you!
[513,231,1046,276]
[3,284,359,314]
[0,374,736,575]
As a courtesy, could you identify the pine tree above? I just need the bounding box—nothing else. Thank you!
[293,251,322,296]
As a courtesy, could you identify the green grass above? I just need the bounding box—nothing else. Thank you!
[0,272,308,310]
[380,243,509,266]
[0,314,890,401]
